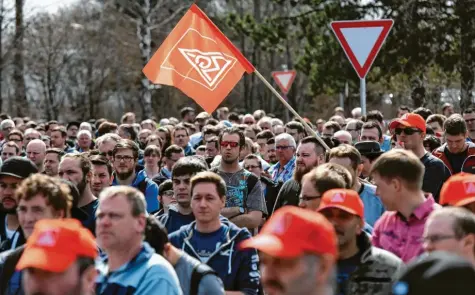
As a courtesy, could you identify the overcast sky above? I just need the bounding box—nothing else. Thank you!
[5,0,78,18]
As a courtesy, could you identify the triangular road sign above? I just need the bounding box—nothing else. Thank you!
[330,20,394,79]
[272,70,297,94]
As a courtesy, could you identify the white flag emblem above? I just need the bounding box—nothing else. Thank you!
[178,48,235,88]
[464,181,475,194]
[36,230,58,247]
[331,192,346,203]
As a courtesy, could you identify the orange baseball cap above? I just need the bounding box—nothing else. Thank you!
[239,206,337,259]
[317,189,365,219]
[440,172,475,207]
[16,219,97,272]
[389,113,426,132]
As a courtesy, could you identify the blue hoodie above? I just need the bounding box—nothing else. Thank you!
[112,170,159,213]
[169,218,260,295]
[96,242,182,295]
[159,206,195,234]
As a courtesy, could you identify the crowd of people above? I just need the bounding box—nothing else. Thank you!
[0,103,474,294]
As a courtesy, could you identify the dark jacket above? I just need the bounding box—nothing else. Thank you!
[158,206,195,234]
[339,233,404,295]
[0,214,25,253]
[432,142,475,174]
[0,245,25,295]
[260,176,282,216]
[169,218,260,294]
[272,179,300,214]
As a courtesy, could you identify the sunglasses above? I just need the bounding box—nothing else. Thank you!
[220,141,239,148]
[395,128,421,135]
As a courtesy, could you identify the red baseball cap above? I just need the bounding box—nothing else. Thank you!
[239,206,337,259]
[389,113,426,133]
[317,189,364,219]
[16,219,97,272]
[440,172,475,207]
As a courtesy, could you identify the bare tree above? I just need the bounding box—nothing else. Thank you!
[13,0,27,116]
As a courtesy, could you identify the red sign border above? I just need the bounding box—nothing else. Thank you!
[330,20,394,79]
[272,70,297,94]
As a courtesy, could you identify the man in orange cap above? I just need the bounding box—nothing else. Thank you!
[240,206,338,295]
[440,172,475,213]
[317,189,403,295]
[16,219,98,295]
[389,113,450,201]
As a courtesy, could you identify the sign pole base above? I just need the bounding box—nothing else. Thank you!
[360,77,366,117]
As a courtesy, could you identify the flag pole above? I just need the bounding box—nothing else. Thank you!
[254,70,330,151]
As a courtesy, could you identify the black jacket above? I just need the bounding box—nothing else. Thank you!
[260,176,282,216]
[272,179,301,214]
[0,214,25,253]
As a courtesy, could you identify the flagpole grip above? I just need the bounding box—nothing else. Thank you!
[254,70,330,151]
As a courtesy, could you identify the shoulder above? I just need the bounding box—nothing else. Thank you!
[362,183,377,194]
[424,153,445,166]
[374,211,398,227]
[369,246,403,267]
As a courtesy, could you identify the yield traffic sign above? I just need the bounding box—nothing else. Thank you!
[330,20,394,79]
[272,70,297,94]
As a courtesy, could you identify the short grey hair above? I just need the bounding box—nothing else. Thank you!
[79,122,92,132]
[95,133,121,148]
[99,186,146,216]
[1,119,14,130]
[77,130,92,139]
[275,133,296,148]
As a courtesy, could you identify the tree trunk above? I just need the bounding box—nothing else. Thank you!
[13,0,26,116]
[0,0,4,113]
[137,0,153,120]
[458,0,475,111]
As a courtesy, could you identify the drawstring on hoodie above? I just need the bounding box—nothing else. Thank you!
[228,240,234,274]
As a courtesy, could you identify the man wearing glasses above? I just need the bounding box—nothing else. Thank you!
[110,140,159,213]
[212,127,267,230]
[269,133,297,183]
[389,113,450,201]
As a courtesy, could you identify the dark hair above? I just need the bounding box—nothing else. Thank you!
[371,149,424,190]
[164,144,184,158]
[120,112,135,124]
[300,136,325,156]
[97,121,118,136]
[423,135,442,152]
[62,153,92,176]
[304,163,352,194]
[413,107,433,120]
[256,130,274,141]
[364,110,384,124]
[144,215,168,256]
[158,179,173,195]
[113,139,139,159]
[180,107,195,119]
[144,145,161,158]
[90,155,113,176]
[228,112,239,122]
[463,107,475,115]
[204,118,219,126]
[51,126,67,138]
[8,129,23,141]
[427,114,447,129]
[444,114,467,136]
[119,124,137,141]
[3,141,19,154]
[399,106,411,112]
[285,121,305,134]
[173,124,189,137]
[205,136,219,150]
[202,125,220,137]
[157,127,171,153]
[328,144,362,170]
[361,121,383,139]
[267,138,275,145]
[244,154,262,168]
[46,120,59,131]
[219,126,245,148]
[172,156,208,178]
[190,171,227,198]
[46,148,64,161]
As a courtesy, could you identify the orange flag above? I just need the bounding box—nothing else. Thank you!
[143,4,255,113]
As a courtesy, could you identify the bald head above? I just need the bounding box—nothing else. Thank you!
[333,130,353,145]
[26,139,47,168]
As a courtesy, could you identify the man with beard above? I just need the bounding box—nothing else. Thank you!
[43,148,63,177]
[272,137,325,214]
[266,138,277,165]
[0,157,38,252]
[111,139,159,213]
[159,157,207,234]
[89,155,113,197]
[211,127,267,231]
[317,189,403,295]
[59,154,98,234]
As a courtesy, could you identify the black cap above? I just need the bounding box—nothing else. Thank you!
[66,121,80,130]
[354,141,384,156]
[392,251,475,295]
[0,157,38,179]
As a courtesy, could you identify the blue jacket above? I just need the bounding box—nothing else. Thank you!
[96,242,182,295]
[169,218,260,294]
[359,183,385,227]
[112,170,159,213]
[158,206,195,234]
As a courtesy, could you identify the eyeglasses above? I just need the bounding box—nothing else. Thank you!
[100,151,114,157]
[161,190,175,197]
[114,155,135,162]
[244,165,260,170]
[276,145,293,150]
[465,118,475,124]
[299,195,322,202]
[244,121,254,125]
[395,128,421,135]
[220,141,239,148]
[421,234,458,244]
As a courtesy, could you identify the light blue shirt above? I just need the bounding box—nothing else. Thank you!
[360,182,385,227]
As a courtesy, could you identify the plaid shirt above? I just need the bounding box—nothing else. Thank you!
[270,156,296,183]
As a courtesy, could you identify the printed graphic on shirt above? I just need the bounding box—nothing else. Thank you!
[226,178,247,208]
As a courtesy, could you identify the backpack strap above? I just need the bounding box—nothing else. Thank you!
[0,246,24,294]
[190,263,218,295]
